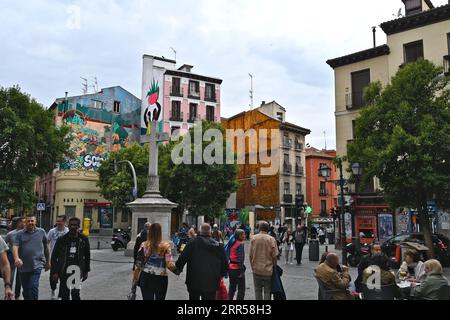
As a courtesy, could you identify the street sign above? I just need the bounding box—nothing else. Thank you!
[37,203,45,211]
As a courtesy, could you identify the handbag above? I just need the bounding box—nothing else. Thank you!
[216,277,229,300]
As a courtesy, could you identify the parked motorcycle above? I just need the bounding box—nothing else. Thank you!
[111,228,131,251]
[346,241,370,267]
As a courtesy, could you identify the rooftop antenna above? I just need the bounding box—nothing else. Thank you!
[92,76,99,92]
[170,47,177,61]
[249,73,254,109]
[393,8,403,18]
[323,130,327,150]
[80,77,88,94]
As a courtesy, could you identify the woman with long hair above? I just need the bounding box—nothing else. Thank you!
[133,223,176,300]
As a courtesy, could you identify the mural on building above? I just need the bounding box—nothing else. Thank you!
[379,214,394,240]
[57,87,141,171]
[143,80,162,135]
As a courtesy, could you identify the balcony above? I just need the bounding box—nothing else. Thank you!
[205,115,218,122]
[283,194,293,204]
[319,189,328,197]
[188,90,200,100]
[283,164,292,174]
[295,166,304,176]
[169,111,183,122]
[170,86,184,97]
[187,113,201,123]
[444,55,450,77]
[281,139,292,149]
[204,94,217,103]
[345,91,364,110]
[294,141,303,151]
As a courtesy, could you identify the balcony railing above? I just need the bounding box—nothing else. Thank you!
[294,142,303,151]
[187,113,201,123]
[319,189,328,196]
[204,94,217,102]
[283,164,292,174]
[188,90,200,99]
[345,91,364,110]
[444,55,450,77]
[205,115,218,122]
[170,111,183,122]
[283,194,293,204]
[170,86,184,97]
[282,139,292,149]
[295,166,304,176]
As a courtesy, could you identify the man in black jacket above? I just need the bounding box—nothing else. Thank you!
[175,223,228,300]
[51,217,90,300]
[354,241,383,292]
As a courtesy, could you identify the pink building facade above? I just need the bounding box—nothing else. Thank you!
[140,55,222,138]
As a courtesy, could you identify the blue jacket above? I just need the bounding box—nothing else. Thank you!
[271,265,286,300]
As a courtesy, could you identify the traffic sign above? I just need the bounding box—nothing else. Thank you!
[37,203,45,211]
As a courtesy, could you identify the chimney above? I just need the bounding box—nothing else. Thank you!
[261,101,266,105]
[372,27,376,48]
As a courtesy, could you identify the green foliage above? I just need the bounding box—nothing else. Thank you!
[97,142,149,209]
[347,60,450,210]
[0,86,71,211]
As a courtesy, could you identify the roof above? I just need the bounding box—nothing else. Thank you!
[165,69,222,84]
[380,3,450,35]
[143,54,176,64]
[326,45,390,69]
[280,121,311,136]
[259,100,287,111]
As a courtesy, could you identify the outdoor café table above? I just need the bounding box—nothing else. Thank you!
[396,280,421,299]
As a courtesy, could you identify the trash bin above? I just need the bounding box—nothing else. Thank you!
[327,232,335,245]
[309,239,320,261]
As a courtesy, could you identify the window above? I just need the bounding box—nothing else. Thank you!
[320,200,327,217]
[320,181,326,195]
[171,126,180,136]
[206,105,215,122]
[404,40,424,64]
[405,0,422,16]
[113,101,120,113]
[283,134,291,148]
[205,84,216,101]
[91,100,102,109]
[284,154,290,164]
[188,81,200,98]
[276,112,283,121]
[284,182,290,195]
[352,120,357,139]
[296,183,302,195]
[350,69,370,109]
[188,103,198,122]
[171,77,181,95]
[295,137,303,150]
[171,101,181,121]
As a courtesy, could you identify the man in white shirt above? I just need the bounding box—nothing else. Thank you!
[46,215,68,299]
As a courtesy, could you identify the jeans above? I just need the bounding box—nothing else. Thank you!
[188,291,216,300]
[20,268,42,300]
[295,243,305,264]
[253,274,272,300]
[139,273,168,300]
[228,269,246,300]
[59,275,81,300]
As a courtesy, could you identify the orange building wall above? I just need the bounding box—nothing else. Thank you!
[305,149,338,217]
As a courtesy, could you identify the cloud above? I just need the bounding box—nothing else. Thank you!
[0,0,448,150]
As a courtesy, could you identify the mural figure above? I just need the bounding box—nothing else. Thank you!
[144,80,162,135]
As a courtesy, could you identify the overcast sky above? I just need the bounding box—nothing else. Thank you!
[1,0,447,149]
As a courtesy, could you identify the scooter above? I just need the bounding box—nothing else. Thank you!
[346,241,370,267]
[111,228,131,251]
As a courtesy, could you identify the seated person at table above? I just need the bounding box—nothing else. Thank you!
[316,252,355,300]
[355,242,383,292]
[410,259,448,300]
[362,254,400,297]
[400,250,426,283]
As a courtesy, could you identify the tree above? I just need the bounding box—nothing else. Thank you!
[97,142,149,209]
[98,121,239,220]
[159,121,239,220]
[347,60,450,258]
[0,86,71,212]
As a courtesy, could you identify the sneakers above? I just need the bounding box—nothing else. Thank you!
[51,291,58,300]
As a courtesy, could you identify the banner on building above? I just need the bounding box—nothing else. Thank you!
[379,213,394,240]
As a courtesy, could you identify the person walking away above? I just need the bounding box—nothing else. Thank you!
[212,224,224,244]
[175,223,228,300]
[318,228,326,245]
[47,215,69,299]
[293,224,306,265]
[4,217,24,299]
[228,229,246,300]
[51,217,90,300]
[249,221,278,300]
[133,223,176,300]
[283,229,294,265]
[12,215,50,300]
[0,236,14,300]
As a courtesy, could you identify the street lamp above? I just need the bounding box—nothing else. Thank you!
[351,162,362,176]
[319,165,332,178]
[350,162,362,249]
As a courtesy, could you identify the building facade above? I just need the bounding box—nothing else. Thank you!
[36,86,141,232]
[140,55,222,140]
[223,101,310,227]
[326,0,450,242]
[305,148,338,219]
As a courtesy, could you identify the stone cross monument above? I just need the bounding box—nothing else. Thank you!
[125,121,177,256]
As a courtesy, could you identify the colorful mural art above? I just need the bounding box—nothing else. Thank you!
[56,86,141,171]
[144,80,162,135]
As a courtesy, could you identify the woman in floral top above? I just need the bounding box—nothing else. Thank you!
[134,223,176,300]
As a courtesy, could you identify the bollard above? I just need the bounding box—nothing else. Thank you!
[325,245,328,253]
[97,241,100,250]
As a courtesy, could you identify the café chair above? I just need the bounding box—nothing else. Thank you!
[360,283,396,300]
[438,285,450,300]
[313,271,350,300]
